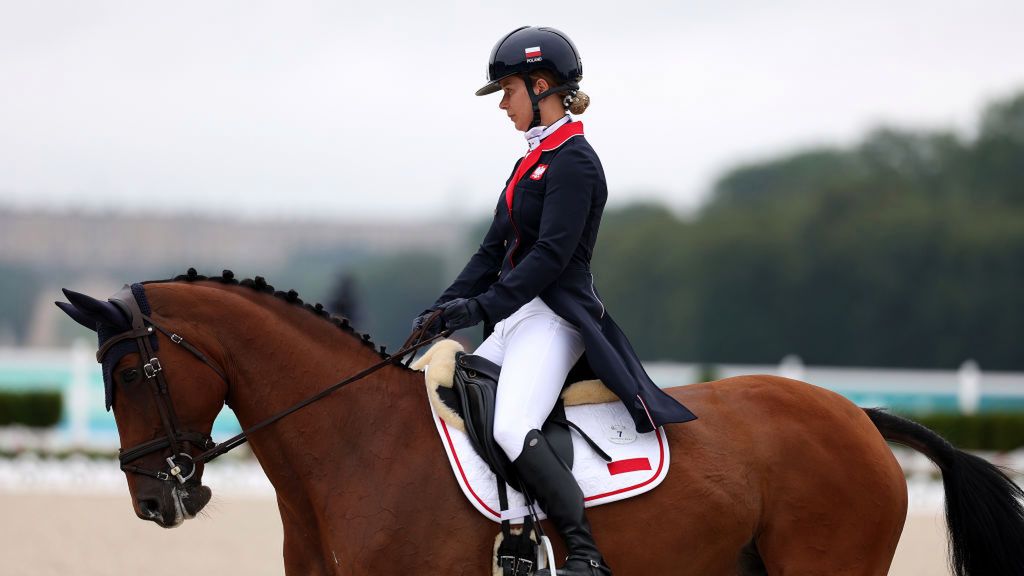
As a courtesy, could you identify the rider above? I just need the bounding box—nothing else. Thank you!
[414,26,697,576]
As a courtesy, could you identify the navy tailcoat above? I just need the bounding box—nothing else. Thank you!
[433,121,696,433]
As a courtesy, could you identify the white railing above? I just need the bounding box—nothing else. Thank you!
[2,345,1024,450]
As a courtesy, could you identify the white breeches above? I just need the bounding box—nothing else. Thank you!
[472,296,585,461]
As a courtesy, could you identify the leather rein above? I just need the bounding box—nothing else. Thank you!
[102,289,449,484]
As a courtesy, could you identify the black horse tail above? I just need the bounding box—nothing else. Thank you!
[864,408,1024,576]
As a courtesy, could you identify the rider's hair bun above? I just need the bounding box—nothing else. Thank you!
[568,91,590,115]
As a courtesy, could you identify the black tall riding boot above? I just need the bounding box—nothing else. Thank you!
[512,429,612,576]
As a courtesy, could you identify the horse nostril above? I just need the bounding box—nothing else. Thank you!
[139,498,161,519]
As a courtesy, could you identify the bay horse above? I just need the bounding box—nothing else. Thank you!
[56,271,1024,575]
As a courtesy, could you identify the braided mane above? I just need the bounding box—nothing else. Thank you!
[146,268,401,365]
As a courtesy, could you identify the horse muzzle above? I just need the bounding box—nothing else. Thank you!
[136,482,212,528]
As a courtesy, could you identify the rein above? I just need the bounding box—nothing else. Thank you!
[194,314,448,464]
[107,288,449,483]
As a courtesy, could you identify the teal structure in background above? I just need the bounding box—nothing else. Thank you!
[0,345,242,447]
[3,345,1024,449]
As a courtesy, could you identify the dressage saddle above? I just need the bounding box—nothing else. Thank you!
[434,351,612,576]
[437,351,611,489]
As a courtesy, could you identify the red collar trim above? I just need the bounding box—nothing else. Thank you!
[538,121,584,152]
[504,121,585,214]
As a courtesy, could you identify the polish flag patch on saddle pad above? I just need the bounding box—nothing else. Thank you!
[412,340,671,524]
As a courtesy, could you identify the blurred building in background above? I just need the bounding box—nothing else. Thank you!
[0,209,466,348]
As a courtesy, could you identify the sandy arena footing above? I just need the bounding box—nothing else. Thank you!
[0,489,952,576]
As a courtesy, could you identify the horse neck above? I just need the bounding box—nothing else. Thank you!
[155,283,432,514]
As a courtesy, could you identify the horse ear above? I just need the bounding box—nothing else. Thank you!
[60,288,130,330]
[54,301,99,331]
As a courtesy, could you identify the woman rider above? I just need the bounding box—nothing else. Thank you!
[413,26,697,576]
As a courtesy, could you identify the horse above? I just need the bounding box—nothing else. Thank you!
[55,271,1024,576]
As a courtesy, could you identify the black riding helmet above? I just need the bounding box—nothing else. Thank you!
[476,26,583,129]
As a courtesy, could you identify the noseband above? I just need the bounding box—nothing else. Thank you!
[99,286,448,484]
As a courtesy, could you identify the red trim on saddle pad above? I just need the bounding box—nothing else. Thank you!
[440,416,501,518]
[438,413,667,520]
[607,458,652,476]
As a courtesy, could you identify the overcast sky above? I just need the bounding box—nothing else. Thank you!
[1,0,1022,222]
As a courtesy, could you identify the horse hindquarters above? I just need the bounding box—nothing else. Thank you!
[744,385,908,576]
[613,377,907,575]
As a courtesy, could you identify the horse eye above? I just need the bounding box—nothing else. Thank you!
[121,368,139,383]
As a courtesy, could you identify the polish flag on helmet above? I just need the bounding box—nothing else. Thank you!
[524,46,542,59]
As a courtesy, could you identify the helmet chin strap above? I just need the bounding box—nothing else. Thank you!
[521,72,579,129]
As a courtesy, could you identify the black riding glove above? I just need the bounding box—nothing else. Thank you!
[411,308,442,338]
[437,298,485,332]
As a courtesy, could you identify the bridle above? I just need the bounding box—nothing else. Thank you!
[99,286,449,485]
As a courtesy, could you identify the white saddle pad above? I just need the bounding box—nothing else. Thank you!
[424,365,670,524]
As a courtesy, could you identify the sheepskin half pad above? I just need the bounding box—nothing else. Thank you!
[412,339,671,524]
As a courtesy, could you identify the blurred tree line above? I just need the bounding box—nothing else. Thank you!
[3,91,1020,371]
[340,91,1023,370]
[590,91,1024,369]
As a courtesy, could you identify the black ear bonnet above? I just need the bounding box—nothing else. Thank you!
[97,283,158,411]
